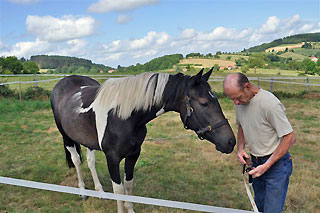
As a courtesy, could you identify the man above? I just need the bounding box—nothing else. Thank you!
[223,73,296,213]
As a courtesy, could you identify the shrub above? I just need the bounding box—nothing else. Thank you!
[24,86,51,100]
[0,85,16,98]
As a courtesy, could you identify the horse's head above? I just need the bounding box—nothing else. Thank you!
[179,69,236,154]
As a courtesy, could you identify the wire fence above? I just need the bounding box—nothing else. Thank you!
[1,74,320,99]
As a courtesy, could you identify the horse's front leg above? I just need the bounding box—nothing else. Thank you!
[124,151,141,213]
[106,154,125,213]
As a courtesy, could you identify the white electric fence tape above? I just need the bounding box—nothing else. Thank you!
[0,176,253,213]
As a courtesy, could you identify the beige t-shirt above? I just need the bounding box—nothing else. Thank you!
[235,89,293,157]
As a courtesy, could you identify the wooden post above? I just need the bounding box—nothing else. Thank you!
[257,77,260,88]
[270,78,274,92]
[19,82,22,103]
[34,74,38,87]
[306,77,310,93]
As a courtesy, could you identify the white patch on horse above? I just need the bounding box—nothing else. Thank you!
[209,91,216,99]
[156,108,165,117]
[72,92,86,114]
[85,73,169,150]
[66,145,85,190]
[124,178,134,213]
[112,181,125,213]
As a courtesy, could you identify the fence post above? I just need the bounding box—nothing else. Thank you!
[257,77,260,87]
[306,77,310,93]
[270,78,274,92]
[19,81,22,103]
[34,74,38,87]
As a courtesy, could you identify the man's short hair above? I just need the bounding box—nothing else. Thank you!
[237,73,249,90]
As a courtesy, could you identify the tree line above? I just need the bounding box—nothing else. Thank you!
[0,56,39,74]
[117,54,183,72]
[236,52,320,75]
[30,55,113,74]
[245,32,320,52]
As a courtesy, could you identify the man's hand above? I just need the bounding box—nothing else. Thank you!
[248,164,268,178]
[237,149,249,165]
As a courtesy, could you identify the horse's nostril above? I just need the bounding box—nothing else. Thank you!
[229,139,235,146]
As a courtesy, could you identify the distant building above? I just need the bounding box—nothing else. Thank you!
[220,64,236,70]
[311,57,318,63]
[108,69,116,73]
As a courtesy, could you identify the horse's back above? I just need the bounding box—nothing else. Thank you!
[52,75,99,97]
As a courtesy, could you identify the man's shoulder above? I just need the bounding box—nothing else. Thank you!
[257,89,281,106]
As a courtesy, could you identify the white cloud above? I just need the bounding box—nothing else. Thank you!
[8,0,40,4]
[1,14,319,67]
[117,14,134,24]
[179,28,198,40]
[58,39,89,56]
[87,0,159,13]
[258,16,280,34]
[1,39,52,58]
[26,15,96,42]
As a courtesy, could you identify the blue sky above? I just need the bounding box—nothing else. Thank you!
[0,0,319,67]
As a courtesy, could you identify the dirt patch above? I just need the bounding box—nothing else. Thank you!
[47,126,58,134]
[303,92,320,99]
[179,58,235,68]
[265,42,304,52]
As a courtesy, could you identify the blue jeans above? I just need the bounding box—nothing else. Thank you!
[251,152,292,213]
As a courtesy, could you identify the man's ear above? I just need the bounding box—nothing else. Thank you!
[243,82,251,89]
[201,67,213,82]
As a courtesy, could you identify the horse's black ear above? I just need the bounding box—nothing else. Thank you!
[194,68,204,82]
[202,68,213,82]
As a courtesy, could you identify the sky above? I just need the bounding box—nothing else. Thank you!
[0,0,319,67]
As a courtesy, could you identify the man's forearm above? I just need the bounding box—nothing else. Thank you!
[264,131,296,170]
[237,125,245,150]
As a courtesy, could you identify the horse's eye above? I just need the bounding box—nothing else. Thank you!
[200,102,208,107]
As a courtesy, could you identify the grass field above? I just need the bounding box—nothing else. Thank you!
[279,52,309,61]
[0,75,320,212]
[179,58,235,68]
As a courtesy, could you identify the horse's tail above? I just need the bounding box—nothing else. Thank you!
[63,136,82,168]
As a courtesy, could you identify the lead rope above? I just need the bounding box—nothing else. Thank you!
[242,162,259,213]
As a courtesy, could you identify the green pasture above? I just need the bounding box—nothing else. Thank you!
[0,80,320,212]
[291,48,320,57]
[218,54,249,62]
[279,52,308,61]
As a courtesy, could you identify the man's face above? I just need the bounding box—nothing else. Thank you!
[225,84,250,105]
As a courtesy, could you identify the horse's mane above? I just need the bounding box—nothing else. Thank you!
[93,72,169,120]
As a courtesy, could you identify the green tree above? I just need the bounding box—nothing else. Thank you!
[213,64,220,72]
[302,42,312,49]
[23,61,39,74]
[2,56,24,74]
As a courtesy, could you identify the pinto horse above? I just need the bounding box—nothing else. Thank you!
[51,69,236,213]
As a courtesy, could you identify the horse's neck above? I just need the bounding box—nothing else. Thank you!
[162,73,190,113]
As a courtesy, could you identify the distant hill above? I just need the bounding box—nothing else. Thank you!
[245,32,320,52]
[30,55,113,72]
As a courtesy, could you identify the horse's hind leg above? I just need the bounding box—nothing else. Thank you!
[86,148,103,192]
[66,145,87,200]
